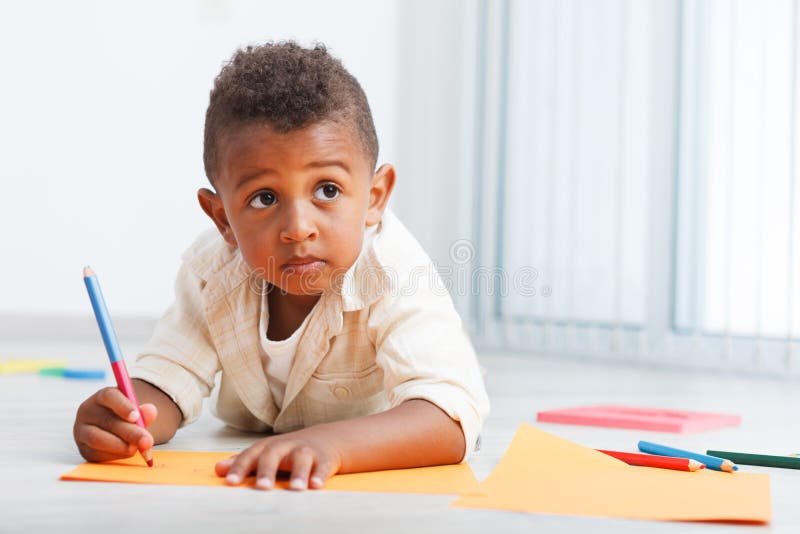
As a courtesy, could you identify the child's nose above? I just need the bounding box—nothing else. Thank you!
[280,202,318,242]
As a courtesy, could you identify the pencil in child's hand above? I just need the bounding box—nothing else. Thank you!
[83,266,153,467]
[597,449,705,471]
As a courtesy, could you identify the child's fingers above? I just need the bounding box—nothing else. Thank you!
[75,423,138,458]
[94,387,139,423]
[254,446,287,490]
[138,403,158,427]
[214,455,236,477]
[86,407,154,451]
[309,458,336,490]
[224,442,270,486]
[288,447,314,491]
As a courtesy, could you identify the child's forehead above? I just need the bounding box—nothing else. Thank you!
[216,120,372,187]
[223,121,362,162]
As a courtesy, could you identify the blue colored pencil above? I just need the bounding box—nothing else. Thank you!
[638,441,738,473]
[83,266,153,467]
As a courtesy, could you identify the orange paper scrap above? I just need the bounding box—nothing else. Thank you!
[60,450,481,495]
[452,424,771,524]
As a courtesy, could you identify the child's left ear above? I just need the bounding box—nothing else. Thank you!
[366,164,396,226]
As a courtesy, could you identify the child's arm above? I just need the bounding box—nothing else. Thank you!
[214,398,465,490]
[131,378,183,444]
[72,379,183,463]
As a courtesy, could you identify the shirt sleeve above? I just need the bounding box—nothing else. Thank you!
[368,271,491,462]
[129,260,220,427]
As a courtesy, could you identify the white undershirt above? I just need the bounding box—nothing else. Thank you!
[258,290,315,411]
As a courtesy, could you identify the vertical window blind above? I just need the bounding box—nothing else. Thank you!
[674,0,800,368]
[467,0,800,375]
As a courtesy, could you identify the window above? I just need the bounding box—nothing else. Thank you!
[467,0,800,374]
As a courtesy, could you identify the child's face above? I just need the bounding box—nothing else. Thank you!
[198,121,394,296]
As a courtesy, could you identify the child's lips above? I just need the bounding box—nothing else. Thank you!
[280,258,326,275]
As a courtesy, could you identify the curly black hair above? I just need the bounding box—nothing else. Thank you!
[203,41,379,183]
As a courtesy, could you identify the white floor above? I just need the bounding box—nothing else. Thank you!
[2,338,799,533]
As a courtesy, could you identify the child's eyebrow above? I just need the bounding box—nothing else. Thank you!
[234,160,351,192]
[235,169,278,191]
[304,159,351,173]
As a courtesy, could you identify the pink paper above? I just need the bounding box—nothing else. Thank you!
[536,405,741,433]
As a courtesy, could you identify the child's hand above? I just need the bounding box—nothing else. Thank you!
[215,426,342,491]
[73,387,157,463]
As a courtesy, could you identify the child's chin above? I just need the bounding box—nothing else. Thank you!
[277,279,328,296]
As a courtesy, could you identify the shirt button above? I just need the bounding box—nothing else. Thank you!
[333,386,351,399]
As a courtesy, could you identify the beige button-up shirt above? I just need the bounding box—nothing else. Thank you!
[130,209,490,460]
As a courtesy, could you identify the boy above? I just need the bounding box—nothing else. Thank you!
[73,42,489,491]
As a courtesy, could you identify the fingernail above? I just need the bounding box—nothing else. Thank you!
[310,476,323,488]
[290,478,306,490]
[226,474,241,485]
[127,410,139,422]
[256,478,273,490]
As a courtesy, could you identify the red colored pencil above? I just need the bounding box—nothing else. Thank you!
[597,450,705,471]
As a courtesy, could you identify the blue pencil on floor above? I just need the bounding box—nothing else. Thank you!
[638,441,738,473]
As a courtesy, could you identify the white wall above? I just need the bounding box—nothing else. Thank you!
[0,0,398,318]
[393,0,474,315]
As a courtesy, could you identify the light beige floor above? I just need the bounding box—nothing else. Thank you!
[1,338,798,533]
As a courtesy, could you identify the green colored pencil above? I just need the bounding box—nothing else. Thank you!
[706,450,800,470]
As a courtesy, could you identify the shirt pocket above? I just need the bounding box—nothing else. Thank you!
[298,368,388,426]
[313,327,376,377]
[301,321,386,417]
[306,328,384,404]
[306,363,385,403]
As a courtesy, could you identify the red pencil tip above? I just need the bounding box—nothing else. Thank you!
[147,459,154,467]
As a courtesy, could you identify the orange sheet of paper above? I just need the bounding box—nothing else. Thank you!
[452,424,771,523]
[60,450,481,495]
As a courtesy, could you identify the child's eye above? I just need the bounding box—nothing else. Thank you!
[314,183,341,201]
[249,191,276,209]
